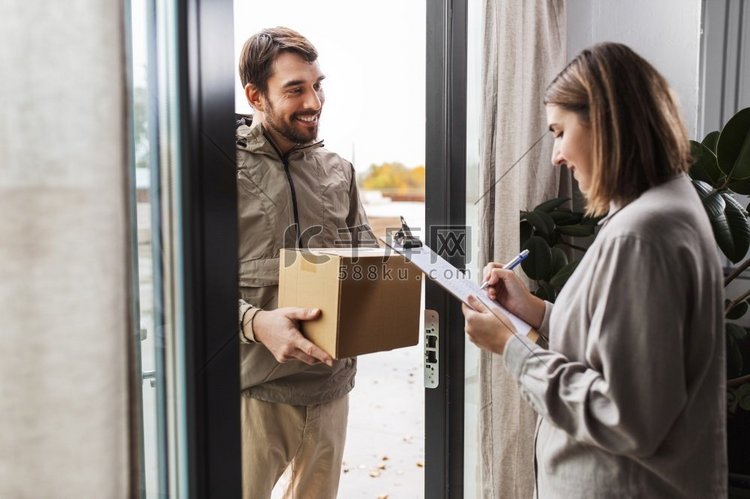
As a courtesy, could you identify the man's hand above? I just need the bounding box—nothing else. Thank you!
[252,307,333,367]
[462,295,515,355]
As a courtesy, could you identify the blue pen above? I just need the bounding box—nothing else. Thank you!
[479,249,530,290]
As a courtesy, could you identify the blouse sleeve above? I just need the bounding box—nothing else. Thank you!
[503,234,690,457]
[538,300,554,339]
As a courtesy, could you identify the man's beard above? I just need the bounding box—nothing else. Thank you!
[263,99,319,145]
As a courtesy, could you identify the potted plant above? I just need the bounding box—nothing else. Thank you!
[519,107,750,487]
[518,196,601,300]
[691,107,750,490]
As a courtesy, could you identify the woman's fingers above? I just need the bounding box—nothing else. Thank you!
[490,268,512,282]
[462,296,514,355]
[482,262,504,282]
[467,294,486,312]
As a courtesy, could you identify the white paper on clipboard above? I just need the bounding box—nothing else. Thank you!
[383,239,532,337]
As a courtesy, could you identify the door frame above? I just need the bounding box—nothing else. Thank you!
[425,0,468,497]
[177,0,241,495]
[172,0,469,495]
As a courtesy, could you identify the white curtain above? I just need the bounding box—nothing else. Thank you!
[478,1,567,497]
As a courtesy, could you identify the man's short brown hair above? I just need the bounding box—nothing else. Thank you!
[238,27,318,96]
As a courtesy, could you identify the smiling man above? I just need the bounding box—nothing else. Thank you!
[235,27,375,499]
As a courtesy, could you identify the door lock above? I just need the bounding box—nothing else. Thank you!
[424,309,439,388]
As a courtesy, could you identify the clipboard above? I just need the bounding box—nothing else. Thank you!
[383,217,532,337]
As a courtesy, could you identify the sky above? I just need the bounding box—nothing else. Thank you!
[233,0,426,172]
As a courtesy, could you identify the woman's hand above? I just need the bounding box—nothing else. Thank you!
[462,295,516,355]
[482,264,546,329]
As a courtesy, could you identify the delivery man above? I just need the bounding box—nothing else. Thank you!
[236,26,376,499]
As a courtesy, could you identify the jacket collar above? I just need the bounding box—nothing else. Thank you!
[238,120,324,160]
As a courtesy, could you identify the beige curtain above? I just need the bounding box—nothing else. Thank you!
[478,1,567,497]
[0,1,132,497]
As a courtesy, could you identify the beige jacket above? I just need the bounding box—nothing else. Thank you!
[504,175,727,497]
[236,120,373,405]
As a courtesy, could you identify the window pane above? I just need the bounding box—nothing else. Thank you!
[128,0,177,496]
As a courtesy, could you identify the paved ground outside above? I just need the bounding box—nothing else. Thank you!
[271,342,426,499]
[338,342,425,499]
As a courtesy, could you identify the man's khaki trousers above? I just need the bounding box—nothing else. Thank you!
[241,394,349,499]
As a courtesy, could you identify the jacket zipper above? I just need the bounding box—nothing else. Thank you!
[261,129,316,249]
[281,156,303,248]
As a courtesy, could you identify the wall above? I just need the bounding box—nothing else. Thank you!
[701,0,750,136]
[0,1,131,497]
[566,0,703,137]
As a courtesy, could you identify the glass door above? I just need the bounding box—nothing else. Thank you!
[128,0,240,496]
[129,0,472,495]
[463,0,484,495]
[127,0,170,495]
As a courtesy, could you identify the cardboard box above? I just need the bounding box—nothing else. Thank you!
[278,248,422,358]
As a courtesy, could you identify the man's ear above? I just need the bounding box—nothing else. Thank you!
[245,84,265,112]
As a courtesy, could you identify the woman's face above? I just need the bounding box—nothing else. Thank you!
[546,104,594,193]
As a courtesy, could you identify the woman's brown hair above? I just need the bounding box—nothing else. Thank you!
[544,42,691,216]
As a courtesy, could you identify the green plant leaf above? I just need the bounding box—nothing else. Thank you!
[549,210,582,225]
[727,178,750,195]
[524,211,555,240]
[717,107,750,180]
[728,387,738,414]
[703,130,720,153]
[556,224,596,237]
[722,193,750,263]
[520,220,532,246]
[727,301,749,320]
[532,281,556,302]
[521,236,553,280]
[695,183,738,260]
[689,140,722,185]
[708,209,736,262]
[727,322,749,341]
[533,197,570,213]
[549,260,581,288]
[727,336,744,378]
[580,214,605,226]
[737,383,750,411]
[692,179,713,199]
[550,247,568,276]
[724,191,750,217]
[532,288,548,300]
[701,187,726,219]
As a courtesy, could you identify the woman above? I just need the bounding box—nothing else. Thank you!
[463,43,727,498]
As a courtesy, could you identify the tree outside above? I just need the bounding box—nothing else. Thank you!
[359,162,425,202]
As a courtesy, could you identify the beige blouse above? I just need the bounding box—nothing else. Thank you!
[504,175,727,498]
